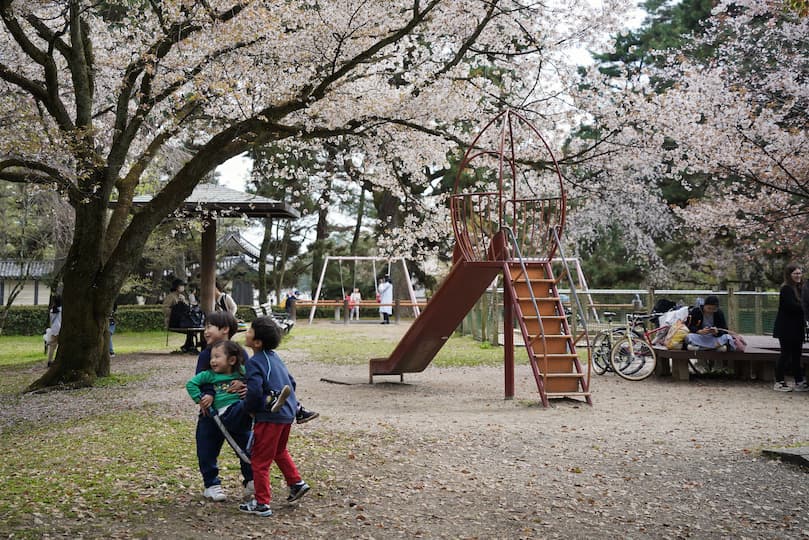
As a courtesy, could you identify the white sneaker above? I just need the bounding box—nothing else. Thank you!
[793,381,809,392]
[203,484,227,502]
[243,480,255,499]
[687,344,700,351]
[716,345,727,352]
[773,381,792,392]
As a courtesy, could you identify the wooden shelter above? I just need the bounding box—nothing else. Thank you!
[131,184,299,313]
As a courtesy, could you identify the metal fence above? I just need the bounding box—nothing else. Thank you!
[459,288,781,344]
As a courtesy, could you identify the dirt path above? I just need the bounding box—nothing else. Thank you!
[5,323,809,539]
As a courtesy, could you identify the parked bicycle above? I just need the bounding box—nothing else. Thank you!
[591,311,645,376]
[609,313,670,381]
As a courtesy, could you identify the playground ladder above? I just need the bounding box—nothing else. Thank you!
[505,260,592,406]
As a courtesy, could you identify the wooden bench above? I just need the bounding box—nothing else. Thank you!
[654,335,809,381]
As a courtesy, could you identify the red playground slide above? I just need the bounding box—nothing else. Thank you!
[369,259,501,381]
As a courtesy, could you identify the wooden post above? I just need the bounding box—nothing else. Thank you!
[394,298,400,324]
[492,285,501,346]
[504,272,514,399]
[343,298,349,324]
[200,217,216,314]
[754,287,763,335]
[727,286,737,330]
[569,298,577,339]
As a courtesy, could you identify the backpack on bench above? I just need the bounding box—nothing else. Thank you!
[170,302,205,328]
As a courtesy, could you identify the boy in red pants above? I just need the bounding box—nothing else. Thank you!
[239,316,310,516]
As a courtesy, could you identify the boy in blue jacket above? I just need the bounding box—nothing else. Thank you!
[239,316,310,517]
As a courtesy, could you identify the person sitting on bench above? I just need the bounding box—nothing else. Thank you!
[684,295,735,351]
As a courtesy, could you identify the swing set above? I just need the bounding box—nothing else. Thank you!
[308,256,420,324]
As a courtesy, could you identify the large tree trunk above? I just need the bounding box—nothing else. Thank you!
[271,221,291,304]
[29,196,115,390]
[350,184,365,256]
[372,188,404,301]
[310,178,333,299]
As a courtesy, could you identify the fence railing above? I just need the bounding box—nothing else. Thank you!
[460,288,781,344]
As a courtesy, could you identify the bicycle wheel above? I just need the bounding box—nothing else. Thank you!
[591,331,612,375]
[609,336,657,381]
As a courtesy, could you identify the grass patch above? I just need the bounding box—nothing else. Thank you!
[280,324,528,367]
[0,409,197,534]
[95,372,149,387]
[0,335,45,367]
[0,331,195,368]
[0,406,373,538]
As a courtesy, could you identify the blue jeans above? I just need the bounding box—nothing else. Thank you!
[109,321,116,354]
[195,401,253,488]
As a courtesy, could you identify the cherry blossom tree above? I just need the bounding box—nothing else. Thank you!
[640,0,808,279]
[1,0,634,388]
[565,0,808,287]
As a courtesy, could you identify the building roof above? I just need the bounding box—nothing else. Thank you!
[0,260,56,279]
[219,231,264,260]
[130,183,300,219]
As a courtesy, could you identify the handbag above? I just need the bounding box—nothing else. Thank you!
[664,320,689,350]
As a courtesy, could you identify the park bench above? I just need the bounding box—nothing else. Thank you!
[249,303,294,333]
[654,335,809,381]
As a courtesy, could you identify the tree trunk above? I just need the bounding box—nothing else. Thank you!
[310,178,333,298]
[350,185,365,255]
[29,197,114,390]
[372,188,404,302]
[272,221,291,304]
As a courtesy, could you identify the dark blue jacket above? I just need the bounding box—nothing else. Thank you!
[244,349,298,424]
[773,284,805,342]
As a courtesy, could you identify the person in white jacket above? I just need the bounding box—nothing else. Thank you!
[46,295,62,366]
[378,276,393,324]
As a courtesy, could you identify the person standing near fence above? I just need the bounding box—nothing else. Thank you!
[772,264,807,392]
[378,276,393,324]
[285,290,298,320]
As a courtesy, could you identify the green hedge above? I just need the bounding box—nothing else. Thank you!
[2,305,50,336]
[114,306,165,332]
[2,304,258,335]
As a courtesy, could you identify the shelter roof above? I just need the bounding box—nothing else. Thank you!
[0,260,56,279]
[131,184,299,219]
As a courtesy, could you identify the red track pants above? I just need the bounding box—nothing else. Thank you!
[251,422,301,505]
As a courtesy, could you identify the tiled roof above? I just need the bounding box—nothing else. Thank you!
[130,183,299,219]
[219,231,262,259]
[0,260,56,278]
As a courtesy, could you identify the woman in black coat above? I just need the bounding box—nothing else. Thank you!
[772,264,807,392]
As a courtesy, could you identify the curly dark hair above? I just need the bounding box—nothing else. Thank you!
[251,316,282,351]
[210,340,245,371]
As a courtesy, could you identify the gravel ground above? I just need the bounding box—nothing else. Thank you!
[3,322,809,539]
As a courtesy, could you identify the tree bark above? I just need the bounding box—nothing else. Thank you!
[29,191,114,389]
[310,178,333,299]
